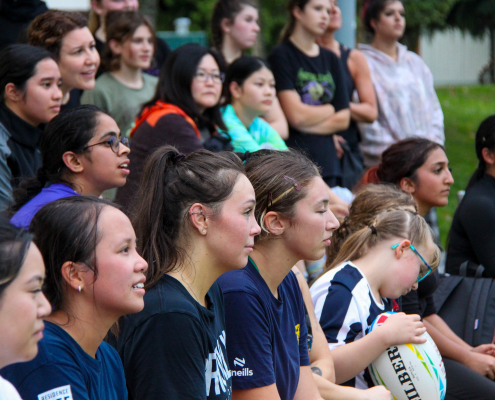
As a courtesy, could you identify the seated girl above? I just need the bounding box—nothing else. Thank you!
[1,196,148,399]
[222,56,288,153]
[0,216,51,399]
[10,105,130,229]
[81,11,158,137]
[311,209,440,389]
[0,44,62,211]
[115,44,231,209]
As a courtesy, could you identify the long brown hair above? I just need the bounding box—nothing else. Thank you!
[326,184,416,264]
[328,209,440,271]
[280,0,312,42]
[132,146,244,289]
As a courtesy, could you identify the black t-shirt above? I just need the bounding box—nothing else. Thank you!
[401,271,439,318]
[111,275,232,400]
[447,174,495,278]
[268,40,350,183]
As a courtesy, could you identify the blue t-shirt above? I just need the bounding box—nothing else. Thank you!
[218,259,310,400]
[310,262,392,389]
[220,105,288,153]
[1,321,127,400]
[11,183,78,229]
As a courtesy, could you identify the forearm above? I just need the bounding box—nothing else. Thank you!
[350,102,377,123]
[302,109,351,135]
[424,314,471,350]
[262,98,289,140]
[423,317,471,363]
[331,330,388,384]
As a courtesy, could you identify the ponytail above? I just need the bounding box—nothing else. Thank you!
[361,165,381,184]
[132,145,244,289]
[280,0,311,42]
[12,168,50,212]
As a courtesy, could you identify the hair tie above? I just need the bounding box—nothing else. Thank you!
[173,153,186,164]
[283,175,301,191]
[369,225,377,235]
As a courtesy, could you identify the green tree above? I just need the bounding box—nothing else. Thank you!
[446,0,495,83]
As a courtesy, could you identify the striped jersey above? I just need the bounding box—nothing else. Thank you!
[310,261,392,389]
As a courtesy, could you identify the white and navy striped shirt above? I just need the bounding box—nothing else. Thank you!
[310,261,392,389]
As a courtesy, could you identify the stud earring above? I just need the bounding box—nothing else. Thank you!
[202,229,206,234]
[78,285,81,293]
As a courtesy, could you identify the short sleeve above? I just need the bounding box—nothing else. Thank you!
[222,290,276,390]
[120,312,208,400]
[10,363,90,400]
[317,283,362,350]
[268,45,297,93]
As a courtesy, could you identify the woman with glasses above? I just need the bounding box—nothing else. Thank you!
[115,43,230,210]
[311,208,439,389]
[10,105,130,229]
[363,138,495,399]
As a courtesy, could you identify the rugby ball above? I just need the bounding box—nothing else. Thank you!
[368,312,447,400]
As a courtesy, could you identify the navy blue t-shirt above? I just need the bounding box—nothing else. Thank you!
[218,259,310,400]
[1,321,127,400]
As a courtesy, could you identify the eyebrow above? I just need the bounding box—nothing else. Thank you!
[98,131,119,140]
[26,275,44,285]
[316,199,330,206]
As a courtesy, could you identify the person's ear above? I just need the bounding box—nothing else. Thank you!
[4,83,23,104]
[220,17,232,34]
[482,147,495,166]
[229,81,243,100]
[62,151,85,174]
[293,6,304,21]
[108,39,122,56]
[393,239,411,259]
[60,261,87,293]
[370,18,377,32]
[399,177,416,195]
[188,203,208,235]
[263,211,288,236]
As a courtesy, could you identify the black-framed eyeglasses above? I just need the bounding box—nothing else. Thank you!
[391,242,433,282]
[194,70,225,84]
[84,136,129,154]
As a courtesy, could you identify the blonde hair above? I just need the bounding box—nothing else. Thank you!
[328,209,440,271]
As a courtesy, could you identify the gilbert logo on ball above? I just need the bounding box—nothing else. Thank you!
[368,312,447,400]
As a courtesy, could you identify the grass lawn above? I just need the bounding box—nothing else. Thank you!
[436,85,495,248]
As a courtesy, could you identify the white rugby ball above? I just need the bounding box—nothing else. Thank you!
[368,312,447,400]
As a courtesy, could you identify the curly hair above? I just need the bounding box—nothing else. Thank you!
[28,10,87,60]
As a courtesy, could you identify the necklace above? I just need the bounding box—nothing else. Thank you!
[178,270,201,304]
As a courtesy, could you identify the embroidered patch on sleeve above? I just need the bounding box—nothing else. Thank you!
[37,385,73,400]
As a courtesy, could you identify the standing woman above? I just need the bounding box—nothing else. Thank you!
[211,0,289,139]
[316,0,377,189]
[447,116,495,277]
[115,44,231,209]
[0,44,62,211]
[82,11,158,137]
[1,196,148,399]
[358,0,444,167]
[218,150,339,400]
[268,0,351,189]
[112,146,260,399]
[0,216,51,399]
[10,105,130,229]
[364,138,495,399]
[28,10,100,110]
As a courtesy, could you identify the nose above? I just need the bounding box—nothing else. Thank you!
[119,141,131,156]
[136,254,148,273]
[326,208,340,231]
[87,48,100,67]
[251,216,261,237]
[53,85,63,100]
[38,292,52,319]
[254,22,260,32]
[445,168,454,185]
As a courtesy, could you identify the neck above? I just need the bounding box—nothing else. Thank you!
[351,250,391,303]
[250,241,299,298]
[45,303,116,358]
[318,30,339,54]
[485,165,495,180]
[416,202,431,218]
[167,239,227,307]
[289,24,319,56]
[95,23,106,42]
[111,64,144,90]
[71,176,104,197]
[231,102,257,129]
[61,85,73,106]
[221,37,243,65]
[371,36,399,61]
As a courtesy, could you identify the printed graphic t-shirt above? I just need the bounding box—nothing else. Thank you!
[0,321,127,400]
[268,40,350,184]
[111,274,232,400]
[218,259,310,400]
[310,261,392,389]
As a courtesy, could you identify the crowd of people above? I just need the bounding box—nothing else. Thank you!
[1,0,495,399]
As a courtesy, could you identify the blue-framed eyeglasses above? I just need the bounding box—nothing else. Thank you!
[391,243,433,283]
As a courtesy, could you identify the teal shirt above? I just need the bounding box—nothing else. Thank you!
[221,105,288,152]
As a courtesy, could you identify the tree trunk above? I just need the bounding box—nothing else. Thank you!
[491,28,495,84]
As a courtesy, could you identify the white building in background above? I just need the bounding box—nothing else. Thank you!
[45,0,90,11]
[420,29,490,86]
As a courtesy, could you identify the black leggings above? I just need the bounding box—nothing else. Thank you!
[444,358,495,399]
